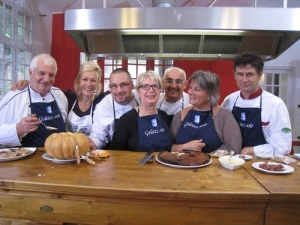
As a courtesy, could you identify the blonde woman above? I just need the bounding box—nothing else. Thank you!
[110,70,172,151]
[65,61,105,135]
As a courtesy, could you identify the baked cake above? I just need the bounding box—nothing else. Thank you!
[157,151,210,166]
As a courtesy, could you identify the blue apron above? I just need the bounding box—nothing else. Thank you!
[176,108,222,153]
[106,99,139,150]
[21,88,65,147]
[136,109,172,152]
[232,95,267,148]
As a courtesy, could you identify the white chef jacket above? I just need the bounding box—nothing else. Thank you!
[0,87,68,147]
[89,93,139,149]
[221,90,292,156]
[157,92,191,115]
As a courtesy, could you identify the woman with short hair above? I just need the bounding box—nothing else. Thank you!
[110,70,172,151]
[170,70,242,153]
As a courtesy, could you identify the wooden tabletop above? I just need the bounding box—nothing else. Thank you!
[4,149,297,225]
[242,156,300,225]
[243,156,300,201]
[0,149,269,201]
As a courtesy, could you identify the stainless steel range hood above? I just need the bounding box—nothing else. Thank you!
[64,7,300,61]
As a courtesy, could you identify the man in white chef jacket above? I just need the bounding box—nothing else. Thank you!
[0,54,68,147]
[89,68,139,149]
[157,67,190,120]
[221,51,292,156]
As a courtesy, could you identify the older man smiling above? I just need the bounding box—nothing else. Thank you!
[0,54,67,147]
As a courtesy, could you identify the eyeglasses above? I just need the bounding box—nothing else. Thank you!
[138,84,161,90]
[165,78,183,85]
[109,82,131,90]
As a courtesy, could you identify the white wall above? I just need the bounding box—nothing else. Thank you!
[30,0,52,55]
[265,40,300,141]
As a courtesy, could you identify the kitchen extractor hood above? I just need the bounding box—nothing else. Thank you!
[64,7,300,61]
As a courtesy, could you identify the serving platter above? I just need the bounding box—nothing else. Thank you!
[0,147,36,162]
[42,153,78,163]
[156,156,212,169]
[252,162,294,174]
[234,154,253,161]
[255,153,273,159]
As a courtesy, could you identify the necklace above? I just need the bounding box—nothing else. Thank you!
[138,107,158,117]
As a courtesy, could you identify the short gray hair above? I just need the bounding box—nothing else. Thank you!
[136,70,162,88]
[30,54,57,74]
[189,70,220,106]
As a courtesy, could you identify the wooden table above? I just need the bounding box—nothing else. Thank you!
[0,149,268,225]
[243,156,300,225]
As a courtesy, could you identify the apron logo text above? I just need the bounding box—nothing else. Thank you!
[39,114,61,122]
[239,122,254,128]
[183,122,208,129]
[145,128,165,137]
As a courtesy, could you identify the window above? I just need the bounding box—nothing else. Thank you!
[259,71,289,104]
[103,58,122,91]
[260,68,294,126]
[128,58,146,87]
[154,59,173,78]
[0,0,34,99]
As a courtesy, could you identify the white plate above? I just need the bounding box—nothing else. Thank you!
[42,153,78,163]
[252,162,294,174]
[293,153,300,159]
[156,156,212,169]
[233,154,253,161]
[255,153,273,159]
[0,147,36,162]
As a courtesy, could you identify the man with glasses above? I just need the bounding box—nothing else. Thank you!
[157,67,190,120]
[89,68,139,150]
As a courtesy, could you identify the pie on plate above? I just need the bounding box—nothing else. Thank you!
[156,151,212,168]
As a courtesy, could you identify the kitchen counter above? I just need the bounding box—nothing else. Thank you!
[0,149,296,225]
[243,157,300,225]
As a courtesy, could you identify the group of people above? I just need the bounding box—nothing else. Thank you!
[0,51,292,156]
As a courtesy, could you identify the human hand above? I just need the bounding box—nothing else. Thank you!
[10,80,29,91]
[16,114,40,137]
[241,147,254,155]
[89,138,97,150]
[182,139,206,151]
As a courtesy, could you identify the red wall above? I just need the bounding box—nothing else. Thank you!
[51,14,81,91]
[174,60,239,103]
[51,14,239,103]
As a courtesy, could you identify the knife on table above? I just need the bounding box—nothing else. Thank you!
[138,150,153,166]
